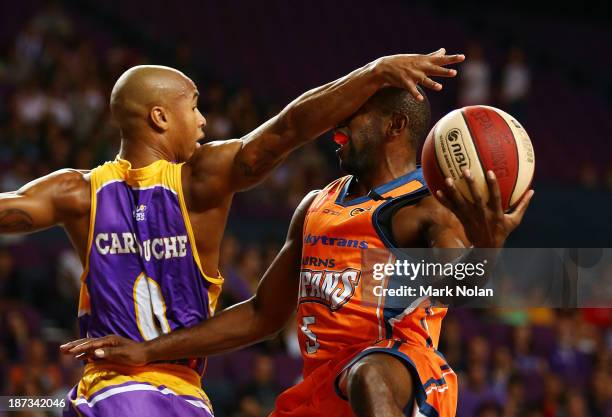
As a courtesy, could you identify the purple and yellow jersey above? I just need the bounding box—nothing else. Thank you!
[65,158,220,416]
[78,157,223,366]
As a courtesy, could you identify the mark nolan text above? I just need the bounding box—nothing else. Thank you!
[373,285,493,298]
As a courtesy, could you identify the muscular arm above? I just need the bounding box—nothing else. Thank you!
[227,64,389,191]
[0,170,90,234]
[186,51,464,202]
[61,191,319,363]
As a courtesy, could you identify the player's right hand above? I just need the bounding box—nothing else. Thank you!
[373,48,465,101]
[60,335,149,366]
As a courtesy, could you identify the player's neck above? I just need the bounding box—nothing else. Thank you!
[118,137,175,169]
[353,158,416,196]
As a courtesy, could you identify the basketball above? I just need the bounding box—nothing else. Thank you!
[421,105,535,211]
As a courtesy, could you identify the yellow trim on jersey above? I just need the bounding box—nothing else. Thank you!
[77,172,96,317]
[75,362,209,401]
[172,162,224,286]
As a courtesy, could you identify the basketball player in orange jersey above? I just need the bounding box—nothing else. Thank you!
[63,81,534,417]
[2,51,464,416]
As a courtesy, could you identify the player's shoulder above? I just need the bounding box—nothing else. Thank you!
[391,195,458,245]
[31,168,90,191]
[291,189,321,220]
[395,194,455,225]
[56,169,91,212]
[300,189,321,210]
[294,189,322,219]
[180,140,243,210]
[287,189,322,240]
[22,169,91,216]
[187,139,243,172]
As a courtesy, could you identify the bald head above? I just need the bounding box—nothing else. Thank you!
[110,65,195,134]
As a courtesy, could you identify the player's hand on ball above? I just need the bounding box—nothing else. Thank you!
[374,48,465,101]
[60,335,149,366]
[436,169,534,248]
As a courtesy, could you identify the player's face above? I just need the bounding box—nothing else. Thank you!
[170,80,206,162]
[335,107,382,177]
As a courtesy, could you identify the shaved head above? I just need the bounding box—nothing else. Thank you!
[111,65,194,133]
[111,65,206,162]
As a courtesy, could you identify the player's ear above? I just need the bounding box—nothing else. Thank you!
[150,106,169,132]
[387,113,408,138]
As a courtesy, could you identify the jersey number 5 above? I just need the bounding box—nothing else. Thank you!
[300,316,320,354]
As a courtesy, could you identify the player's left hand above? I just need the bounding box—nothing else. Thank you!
[435,169,534,247]
[60,335,149,366]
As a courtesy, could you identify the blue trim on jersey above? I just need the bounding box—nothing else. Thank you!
[368,168,430,339]
[435,350,450,364]
[335,169,426,207]
[370,169,429,248]
[333,346,441,417]
[423,376,448,391]
[420,318,434,348]
[383,306,405,339]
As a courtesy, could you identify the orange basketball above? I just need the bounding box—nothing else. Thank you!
[421,105,535,211]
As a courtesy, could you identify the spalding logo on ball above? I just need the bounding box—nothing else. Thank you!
[421,105,535,211]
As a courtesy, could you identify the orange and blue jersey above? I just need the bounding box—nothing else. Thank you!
[273,168,457,417]
[297,168,446,375]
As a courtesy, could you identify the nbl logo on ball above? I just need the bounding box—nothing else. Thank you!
[444,128,470,175]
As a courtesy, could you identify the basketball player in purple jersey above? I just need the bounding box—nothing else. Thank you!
[0,50,463,416]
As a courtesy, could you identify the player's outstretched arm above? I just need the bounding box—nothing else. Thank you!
[0,170,89,234]
[189,49,464,199]
[60,191,319,365]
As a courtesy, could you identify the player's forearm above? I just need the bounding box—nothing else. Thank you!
[143,298,284,361]
[0,192,39,234]
[278,59,387,144]
[231,61,387,189]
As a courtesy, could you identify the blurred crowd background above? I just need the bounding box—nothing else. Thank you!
[0,1,610,416]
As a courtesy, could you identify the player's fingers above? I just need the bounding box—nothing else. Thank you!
[67,340,99,355]
[427,48,446,57]
[68,336,117,355]
[444,177,468,211]
[74,351,96,361]
[405,79,424,101]
[94,347,115,359]
[60,338,91,353]
[423,64,458,78]
[435,190,457,212]
[94,346,139,365]
[64,339,96,355]
[463,169,484,208]
[507,189,534,224]
[430,54,465,66]
[419,76,442,91]
[486,170,503,214]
